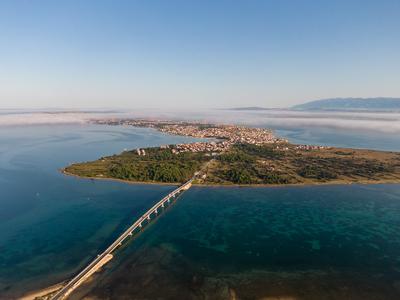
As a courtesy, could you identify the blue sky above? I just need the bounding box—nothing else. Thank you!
[0,0,399,109]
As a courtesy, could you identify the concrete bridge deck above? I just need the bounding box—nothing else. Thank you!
[51,178,194,300]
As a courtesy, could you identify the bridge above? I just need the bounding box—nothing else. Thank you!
[51,177,195,300]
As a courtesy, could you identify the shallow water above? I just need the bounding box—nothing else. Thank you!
[70,126,400,299]
[75,184,400,299]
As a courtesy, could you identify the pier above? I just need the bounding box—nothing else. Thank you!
[51,177,194,300]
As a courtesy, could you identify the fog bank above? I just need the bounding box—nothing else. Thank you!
[1,109,399,134]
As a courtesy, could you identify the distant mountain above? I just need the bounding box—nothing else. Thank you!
[227,106,270,111]
[293,98,400,111]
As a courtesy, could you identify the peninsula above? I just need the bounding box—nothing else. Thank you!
[64,119,400,186]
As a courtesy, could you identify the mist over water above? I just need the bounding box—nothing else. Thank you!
[1,109,400,135]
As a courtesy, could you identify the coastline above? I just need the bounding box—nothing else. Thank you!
[61,168,400,188]
[19,283,64,300]
[62,121,400,190]
[61,168,181,186]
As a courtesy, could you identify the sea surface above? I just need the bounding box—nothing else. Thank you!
[0,124,202,298]
[76,185,400,300]
[273,126,400,152]
[0,123,400,299]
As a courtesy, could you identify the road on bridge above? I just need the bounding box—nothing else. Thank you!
[51,176,196,300]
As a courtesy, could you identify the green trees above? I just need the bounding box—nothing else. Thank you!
[148,163,187,182]
[107,148,206,183]
[218,150,255,163]
[297,165,338,180]
[235,143,283,159]
[109,162,198,183]
[260,172,290,184]
[67,141,398,186]
[226,168,253,184]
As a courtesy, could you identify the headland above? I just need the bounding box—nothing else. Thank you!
[64,119,400,186]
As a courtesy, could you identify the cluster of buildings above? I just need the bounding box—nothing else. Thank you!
[93,118,290,155]
[157,124,289,155]
[273,144,330,152]
[171,141,230,154]
[94,119,186,128]
[294,145,330,151]
[275,145,290,151]
[159,124,286,146]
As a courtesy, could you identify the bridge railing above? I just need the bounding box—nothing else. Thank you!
[51,177,195,300]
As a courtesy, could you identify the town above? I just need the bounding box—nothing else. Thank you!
[93,118,287,154]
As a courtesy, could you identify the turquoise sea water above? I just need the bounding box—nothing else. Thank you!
[1,123,400,299]
[0,124,202,298]
[80,185,400,299]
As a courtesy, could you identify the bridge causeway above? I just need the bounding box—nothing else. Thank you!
[51,177,195,300]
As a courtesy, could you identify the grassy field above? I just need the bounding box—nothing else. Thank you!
[64,143,400,185]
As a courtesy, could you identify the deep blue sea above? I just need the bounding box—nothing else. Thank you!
[1,123,400,299]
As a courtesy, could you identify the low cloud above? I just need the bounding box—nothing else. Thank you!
[1,109,399,134]
[257,111,400,133]
[185,110,400,134]
[0,111,114,126]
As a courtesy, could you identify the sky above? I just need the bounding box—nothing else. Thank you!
[0,0,399,110]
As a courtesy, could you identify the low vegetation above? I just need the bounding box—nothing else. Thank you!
[65,147,207,183]
[64,143,400,186]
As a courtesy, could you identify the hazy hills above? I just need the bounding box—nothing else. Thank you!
[229,98,400,112]
[293,98,400,111]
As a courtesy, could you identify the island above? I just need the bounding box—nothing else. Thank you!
[64,119,400,186]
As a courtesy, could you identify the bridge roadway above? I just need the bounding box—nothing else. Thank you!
[51,178,194,300]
